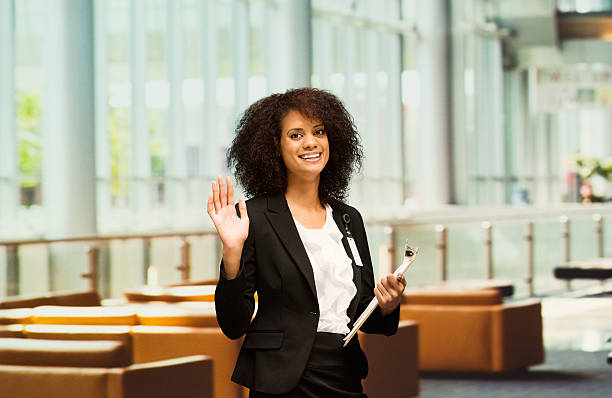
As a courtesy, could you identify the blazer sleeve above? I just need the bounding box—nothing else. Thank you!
[352,208,400,336]
[214,208,257,340]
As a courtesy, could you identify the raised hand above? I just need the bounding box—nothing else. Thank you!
[206,176,249,279]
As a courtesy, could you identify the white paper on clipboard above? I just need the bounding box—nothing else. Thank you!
[342,243,419,347]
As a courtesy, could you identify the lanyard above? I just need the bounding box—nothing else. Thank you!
[342,213,363,267]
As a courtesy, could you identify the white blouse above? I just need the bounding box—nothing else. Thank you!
[293,204,356,334]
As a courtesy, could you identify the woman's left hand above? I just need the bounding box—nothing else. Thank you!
[374,274,407,317]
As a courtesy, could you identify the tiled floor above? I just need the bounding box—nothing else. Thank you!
[419,350,610,398]
[542,290,612,352]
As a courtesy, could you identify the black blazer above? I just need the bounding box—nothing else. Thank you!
[215,192,399,394]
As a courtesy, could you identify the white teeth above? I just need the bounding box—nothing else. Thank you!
[300,153,320,159]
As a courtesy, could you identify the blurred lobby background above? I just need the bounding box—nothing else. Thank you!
[0,0,611,302]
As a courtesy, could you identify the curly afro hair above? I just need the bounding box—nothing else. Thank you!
[227,87,363,204]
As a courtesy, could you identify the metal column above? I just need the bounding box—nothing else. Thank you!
[416,0,453,205]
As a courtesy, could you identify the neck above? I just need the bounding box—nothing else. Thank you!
[285,175,322,210]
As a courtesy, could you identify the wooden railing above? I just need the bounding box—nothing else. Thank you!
[0,230,219,296]
[2,204,611,298]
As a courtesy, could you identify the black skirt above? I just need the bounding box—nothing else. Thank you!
[249,332,367,398]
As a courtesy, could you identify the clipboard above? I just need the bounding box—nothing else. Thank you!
[343,243,419,347]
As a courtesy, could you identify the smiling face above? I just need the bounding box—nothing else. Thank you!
[279,109,330,184]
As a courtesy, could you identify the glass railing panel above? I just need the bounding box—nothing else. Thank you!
[189,235,221,283]
[18,243,50,297]
[46,242,90,293]
[393,225,440,286]
[149,237,180,287]
[604,217,612,257]
[533,220,565,295]
[109,239,147,298]
[365,225,393,283]
[566,216,610,291]
[4,205,612,300]
[570,217,597,260]
[446,224,489,281]
[491,222,528,296]
[107,235,221,298]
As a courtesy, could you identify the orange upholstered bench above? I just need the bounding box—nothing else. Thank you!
[124,285,216,303]
[400,288,543,372]
[31,305,138,325]
[0,300,420,398]
[0,337,213,398]
[14,303,243,398]
[0,308,33,325]
[360,320,419,397]
[0,290,101,309]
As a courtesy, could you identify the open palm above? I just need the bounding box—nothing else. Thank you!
[207,176,249,251]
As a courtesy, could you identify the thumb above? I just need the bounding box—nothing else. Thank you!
[238,198,248,220]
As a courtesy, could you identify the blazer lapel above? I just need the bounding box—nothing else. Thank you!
[331,205,363,322]
[264,192,317,299]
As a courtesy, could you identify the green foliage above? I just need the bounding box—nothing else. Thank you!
[572,154,612,181]
[16,91,42,188]
[14,88,170,200]
[109,108,130,197]
[17,91,42,132]
[109,108,167,198]
[18,138,40,188]
[148,110,166,178]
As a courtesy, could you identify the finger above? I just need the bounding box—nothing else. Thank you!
[206,194,215,218]
[238,198,248,220]
[381,274,400,292]
[218,176,228,207]
[376,282,392,301]
[389,274,405,292]
[375,285,392,306]
[398,275,407,290]
[381,276,403,300]
[212,181,221,214]
[374,286,384,303]
[395,280,407,296]
[227,176,235,205]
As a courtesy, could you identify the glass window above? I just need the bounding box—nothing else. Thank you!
[15,0,45,209]
[451,0,507,205]
[312,0,416,207]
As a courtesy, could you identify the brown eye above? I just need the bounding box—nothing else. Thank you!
[289,132,302,139]
[314,129,326,136]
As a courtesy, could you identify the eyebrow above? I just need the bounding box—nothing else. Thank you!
[286,124,324,133]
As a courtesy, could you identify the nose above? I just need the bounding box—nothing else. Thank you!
[302,132,318,149]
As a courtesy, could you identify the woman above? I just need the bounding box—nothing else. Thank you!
[207,88,406,397]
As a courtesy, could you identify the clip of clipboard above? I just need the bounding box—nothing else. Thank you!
[342,243,419,347]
